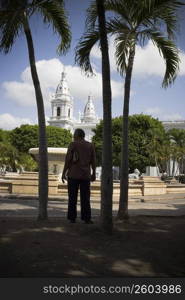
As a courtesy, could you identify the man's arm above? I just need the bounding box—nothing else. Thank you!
[90,144,96,182]
[62,143,73,183]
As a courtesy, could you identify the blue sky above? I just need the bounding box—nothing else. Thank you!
[0,0,185,130]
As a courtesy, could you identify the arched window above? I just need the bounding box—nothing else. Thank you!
[68,108,70,117]
[57,107,61,116]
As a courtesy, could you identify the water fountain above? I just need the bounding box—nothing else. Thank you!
[29,147,67,179]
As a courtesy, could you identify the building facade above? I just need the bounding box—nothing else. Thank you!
[162,120,185,131]
[48,70,99,141]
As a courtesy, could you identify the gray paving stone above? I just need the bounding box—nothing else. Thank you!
[0,193,185,218]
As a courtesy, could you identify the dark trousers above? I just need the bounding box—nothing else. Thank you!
[67,178,91,221]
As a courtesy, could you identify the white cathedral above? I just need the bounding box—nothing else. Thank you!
[48,70,99,141]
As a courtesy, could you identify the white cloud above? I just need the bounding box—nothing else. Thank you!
[2,81,35,106]
[66,65,123,101]
[91,39,166,76]
[134,42,185,78]
[179,51,185,75]
[21,58,62,88]
[133,41,165,77]
[91,45,101,60]
[91,37,117,72]
[2,58,123,109]
[91,39,185,79]
[2,58,62,108]
[0,114,33,130]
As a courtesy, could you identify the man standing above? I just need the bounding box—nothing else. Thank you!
[62,128,96,224]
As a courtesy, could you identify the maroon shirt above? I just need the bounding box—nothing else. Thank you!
[64,140,96,180]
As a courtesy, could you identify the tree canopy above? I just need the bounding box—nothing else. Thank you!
[9,124,72,153]
[0,142,19,171]
[0,128,11,143]
[46,125,72,148]
[93,114,166,173]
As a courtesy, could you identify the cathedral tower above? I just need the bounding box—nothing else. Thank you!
[48,71,74,130]
[48,67,99,141]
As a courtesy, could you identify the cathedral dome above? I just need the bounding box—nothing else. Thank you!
[82,95,97,123]
[56,71,70,97]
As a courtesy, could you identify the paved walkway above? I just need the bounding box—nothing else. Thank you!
[0,193,185,218]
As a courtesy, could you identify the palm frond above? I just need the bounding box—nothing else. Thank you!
[136,0,184,38]
[75,28,100,75]
[137,27,156,46]
[37,0,71,54]
[115,32,134,76]
[105,17,131,75]
[105,0,133,26]
[106,18,130,34]
[0,9,24,53]
[85,0,98,32]
[149,30,180,87]
[86,0,136,30]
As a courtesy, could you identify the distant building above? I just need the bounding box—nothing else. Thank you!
[162,120,185,131]
[48,70,99,141]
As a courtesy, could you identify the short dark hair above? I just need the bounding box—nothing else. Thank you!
[74,128,85,139]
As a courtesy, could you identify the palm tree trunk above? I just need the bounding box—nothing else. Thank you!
[172,156,175,177]
[96,0,113,233]
[175,160,180,176]
[155,157,160,176]
[23,15,48,220]
[117,46,135,220]
[182,157,185,174]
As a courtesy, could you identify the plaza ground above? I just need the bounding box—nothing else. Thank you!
[0,193,185,277]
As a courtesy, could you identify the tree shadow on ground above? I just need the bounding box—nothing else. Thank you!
[0,216,185,277]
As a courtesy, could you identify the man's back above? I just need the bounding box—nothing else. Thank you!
[67,140,95,180]
[62,128,96,224]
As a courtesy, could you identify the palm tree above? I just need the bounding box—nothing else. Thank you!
[76,0,113,233]
[167,128,185,176]
[75,0,182,220]
[146,126,166,174]
[0,0,71,220]
[96,0,113,233]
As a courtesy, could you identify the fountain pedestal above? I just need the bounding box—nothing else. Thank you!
[29,147,67,180]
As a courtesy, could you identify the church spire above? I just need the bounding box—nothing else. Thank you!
[56,67,70,96]
[61,66,66,80]
[82,94,97,123]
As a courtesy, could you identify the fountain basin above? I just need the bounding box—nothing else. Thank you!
[29,147,67,179]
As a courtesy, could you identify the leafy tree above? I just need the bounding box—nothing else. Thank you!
[10,124,72,153]
[47,126,72,147]
[76,0,182,219]
[129,115,166,173]
[19,153,38,171]
[10,124,39,153]
[93,118,121,167]
[93,114,166,173]
[0,0,71,220]
[0,128,11,143]
[0,142,19,171]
